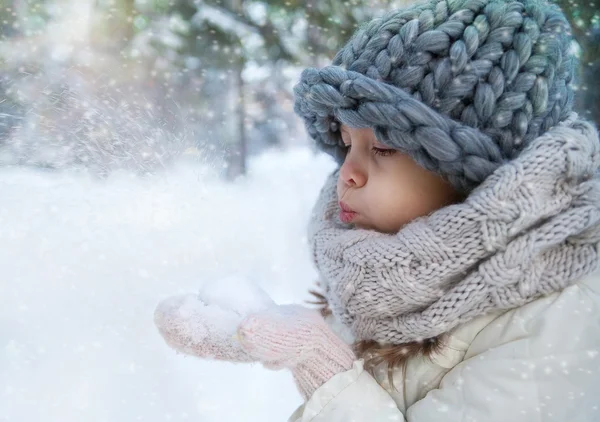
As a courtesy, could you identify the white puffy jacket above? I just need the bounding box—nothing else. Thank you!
[288,266,600,422]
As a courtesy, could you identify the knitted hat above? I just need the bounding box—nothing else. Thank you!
[293,0,577,193]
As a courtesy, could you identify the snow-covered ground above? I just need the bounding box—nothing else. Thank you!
[0,147,336,422]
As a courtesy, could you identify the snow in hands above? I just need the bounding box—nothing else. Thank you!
[154,274,276,362]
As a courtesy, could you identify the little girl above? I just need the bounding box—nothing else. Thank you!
[154,0,600,420]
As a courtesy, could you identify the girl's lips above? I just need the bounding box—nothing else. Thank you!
[339,201,357,223]
[339,210,357,223]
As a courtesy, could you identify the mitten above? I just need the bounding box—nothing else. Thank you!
[154,274,277,362]
[154,293,256,362]
[237,304,356,401]
[154,275,356,401]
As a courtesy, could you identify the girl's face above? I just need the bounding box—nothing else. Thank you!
[336,124,463,233]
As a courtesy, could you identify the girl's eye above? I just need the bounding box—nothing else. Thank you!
[372,147,396,157]
[343,144,395,157]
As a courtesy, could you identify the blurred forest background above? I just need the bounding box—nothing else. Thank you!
[0,0,598,179]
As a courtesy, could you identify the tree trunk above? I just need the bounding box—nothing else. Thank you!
[225,0,246,180]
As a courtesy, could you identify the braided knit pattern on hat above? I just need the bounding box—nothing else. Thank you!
[293,0,576,192]
[307,113,600,344]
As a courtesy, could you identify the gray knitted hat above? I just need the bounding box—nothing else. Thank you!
[293,0,577,193]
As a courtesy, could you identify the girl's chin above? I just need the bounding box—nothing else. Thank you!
[344,214,387,232]
[352,220,374,231]
[356,219,403,234]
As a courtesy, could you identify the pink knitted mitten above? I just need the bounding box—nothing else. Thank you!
[154,293,255,363]
[154,288,356,401]
[237,304,356,401]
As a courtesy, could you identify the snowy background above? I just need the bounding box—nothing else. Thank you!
[0,147,336,421]
[2,0,598,420]
[0,0,359,419]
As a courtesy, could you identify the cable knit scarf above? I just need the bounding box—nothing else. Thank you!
[307,112,600,345]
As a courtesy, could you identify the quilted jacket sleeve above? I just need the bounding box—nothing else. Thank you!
[287,359,405,422]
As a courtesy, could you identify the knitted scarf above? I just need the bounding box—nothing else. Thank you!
[307,112,600,345]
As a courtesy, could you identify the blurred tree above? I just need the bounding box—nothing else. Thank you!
[130,0,404,179]
[0,0,51,143]
[0,2,19,37]
[91,0,138,53]
[554,0,600,125]
[0,0,51,38]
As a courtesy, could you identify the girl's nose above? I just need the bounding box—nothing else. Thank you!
[339,156,367,188]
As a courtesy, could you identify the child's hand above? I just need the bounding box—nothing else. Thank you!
[154,293,255,363]
[154,281,357,401]
[236,304,357,400]
[154,275,277,362]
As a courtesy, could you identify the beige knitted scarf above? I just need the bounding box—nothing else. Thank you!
[307,112,600,345]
